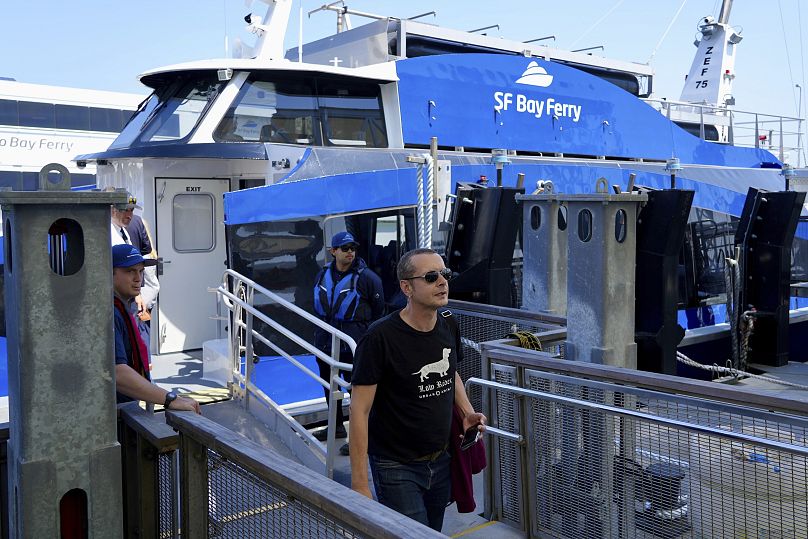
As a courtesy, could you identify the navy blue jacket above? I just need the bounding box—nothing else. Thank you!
[313,257,384,354]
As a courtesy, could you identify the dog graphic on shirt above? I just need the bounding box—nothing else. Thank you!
[413,348,451,382]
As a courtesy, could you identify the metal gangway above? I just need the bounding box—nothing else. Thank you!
[215,268,355,479]
[54,269,807,538]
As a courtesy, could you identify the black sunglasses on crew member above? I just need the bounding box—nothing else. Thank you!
[405,268,453,283]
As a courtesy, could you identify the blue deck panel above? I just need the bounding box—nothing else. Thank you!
[250,354,324,405]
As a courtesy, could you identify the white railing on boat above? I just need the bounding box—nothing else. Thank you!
[215,269,355,479]
[644,97,805,165]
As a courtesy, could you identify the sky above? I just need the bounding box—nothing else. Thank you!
[2,0,807,120]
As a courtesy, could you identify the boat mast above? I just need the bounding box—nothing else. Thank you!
[247,0,293,61]
[678,0,741,108]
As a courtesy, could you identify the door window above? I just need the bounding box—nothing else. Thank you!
[173,193,216,252]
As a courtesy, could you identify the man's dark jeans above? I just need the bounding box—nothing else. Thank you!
[369,451,451,532]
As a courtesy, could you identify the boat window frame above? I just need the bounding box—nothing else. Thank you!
[109,71,226,148]
[213,73,322,145]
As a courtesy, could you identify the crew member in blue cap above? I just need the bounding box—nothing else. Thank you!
[112,244,200,413]
[312,231,384,453]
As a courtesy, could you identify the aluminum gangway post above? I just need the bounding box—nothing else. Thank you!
[557,186,647,537]
[0,164,126,538]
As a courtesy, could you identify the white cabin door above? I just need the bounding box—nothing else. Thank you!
[154,178,229,353]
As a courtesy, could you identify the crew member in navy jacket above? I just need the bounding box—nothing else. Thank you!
[312,232,384,453]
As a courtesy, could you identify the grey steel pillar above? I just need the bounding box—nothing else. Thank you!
[558,188,646,538]
[1,165,125,538]
[516,193,567,315]
[561,191,647,367]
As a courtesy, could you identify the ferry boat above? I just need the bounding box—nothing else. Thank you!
[70,0,806,359]
[4,2,808,538]
[0,79,144,189]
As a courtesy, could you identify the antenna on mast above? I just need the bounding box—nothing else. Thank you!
[717,0,733,25]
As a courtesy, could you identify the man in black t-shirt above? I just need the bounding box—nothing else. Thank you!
[349,248,486,532]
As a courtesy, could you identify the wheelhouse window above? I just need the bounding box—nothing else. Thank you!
[214,78,317,144]
[110,73,224,148]
[318,80,388,147]
[214,73,388,148]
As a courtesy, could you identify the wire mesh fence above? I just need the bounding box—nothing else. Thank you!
[448,299,565,413]
[207,449,364,538]
[481,348,808,539]
[166,410,445,539]
[158,452,179,538]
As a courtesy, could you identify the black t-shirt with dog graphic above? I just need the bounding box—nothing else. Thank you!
[352,309,463,462]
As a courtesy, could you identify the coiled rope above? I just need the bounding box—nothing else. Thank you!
[506,330,543,351]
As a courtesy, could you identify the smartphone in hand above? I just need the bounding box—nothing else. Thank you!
[460,424,481,451]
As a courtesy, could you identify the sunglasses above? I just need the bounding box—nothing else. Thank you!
[338,244,358,252]
[405,268,453,283]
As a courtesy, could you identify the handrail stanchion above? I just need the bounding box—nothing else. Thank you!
[699,106,705,140]
[728,109,734,145]
[326,332,341,478]
[780,115,785,162]
[243,285,255,411]
[755,113,760,148]
[216,269,358,479]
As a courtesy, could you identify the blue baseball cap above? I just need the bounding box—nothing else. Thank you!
[331,231,358,248]
[113,244,157,268]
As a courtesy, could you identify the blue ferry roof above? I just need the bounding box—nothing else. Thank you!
[224,159,784,225]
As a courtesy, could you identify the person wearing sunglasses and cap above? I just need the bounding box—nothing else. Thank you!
[112,244,200,413]
[349,248,486,532]
[312,231,384,453]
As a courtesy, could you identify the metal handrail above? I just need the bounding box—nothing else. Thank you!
[644,97,803,122]
[215,268,357,479]
[466,377,808,457]
[643,97,804,162]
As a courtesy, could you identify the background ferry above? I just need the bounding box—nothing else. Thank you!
[0,78,144,190]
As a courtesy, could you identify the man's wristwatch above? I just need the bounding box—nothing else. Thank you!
[164,391,178,409]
